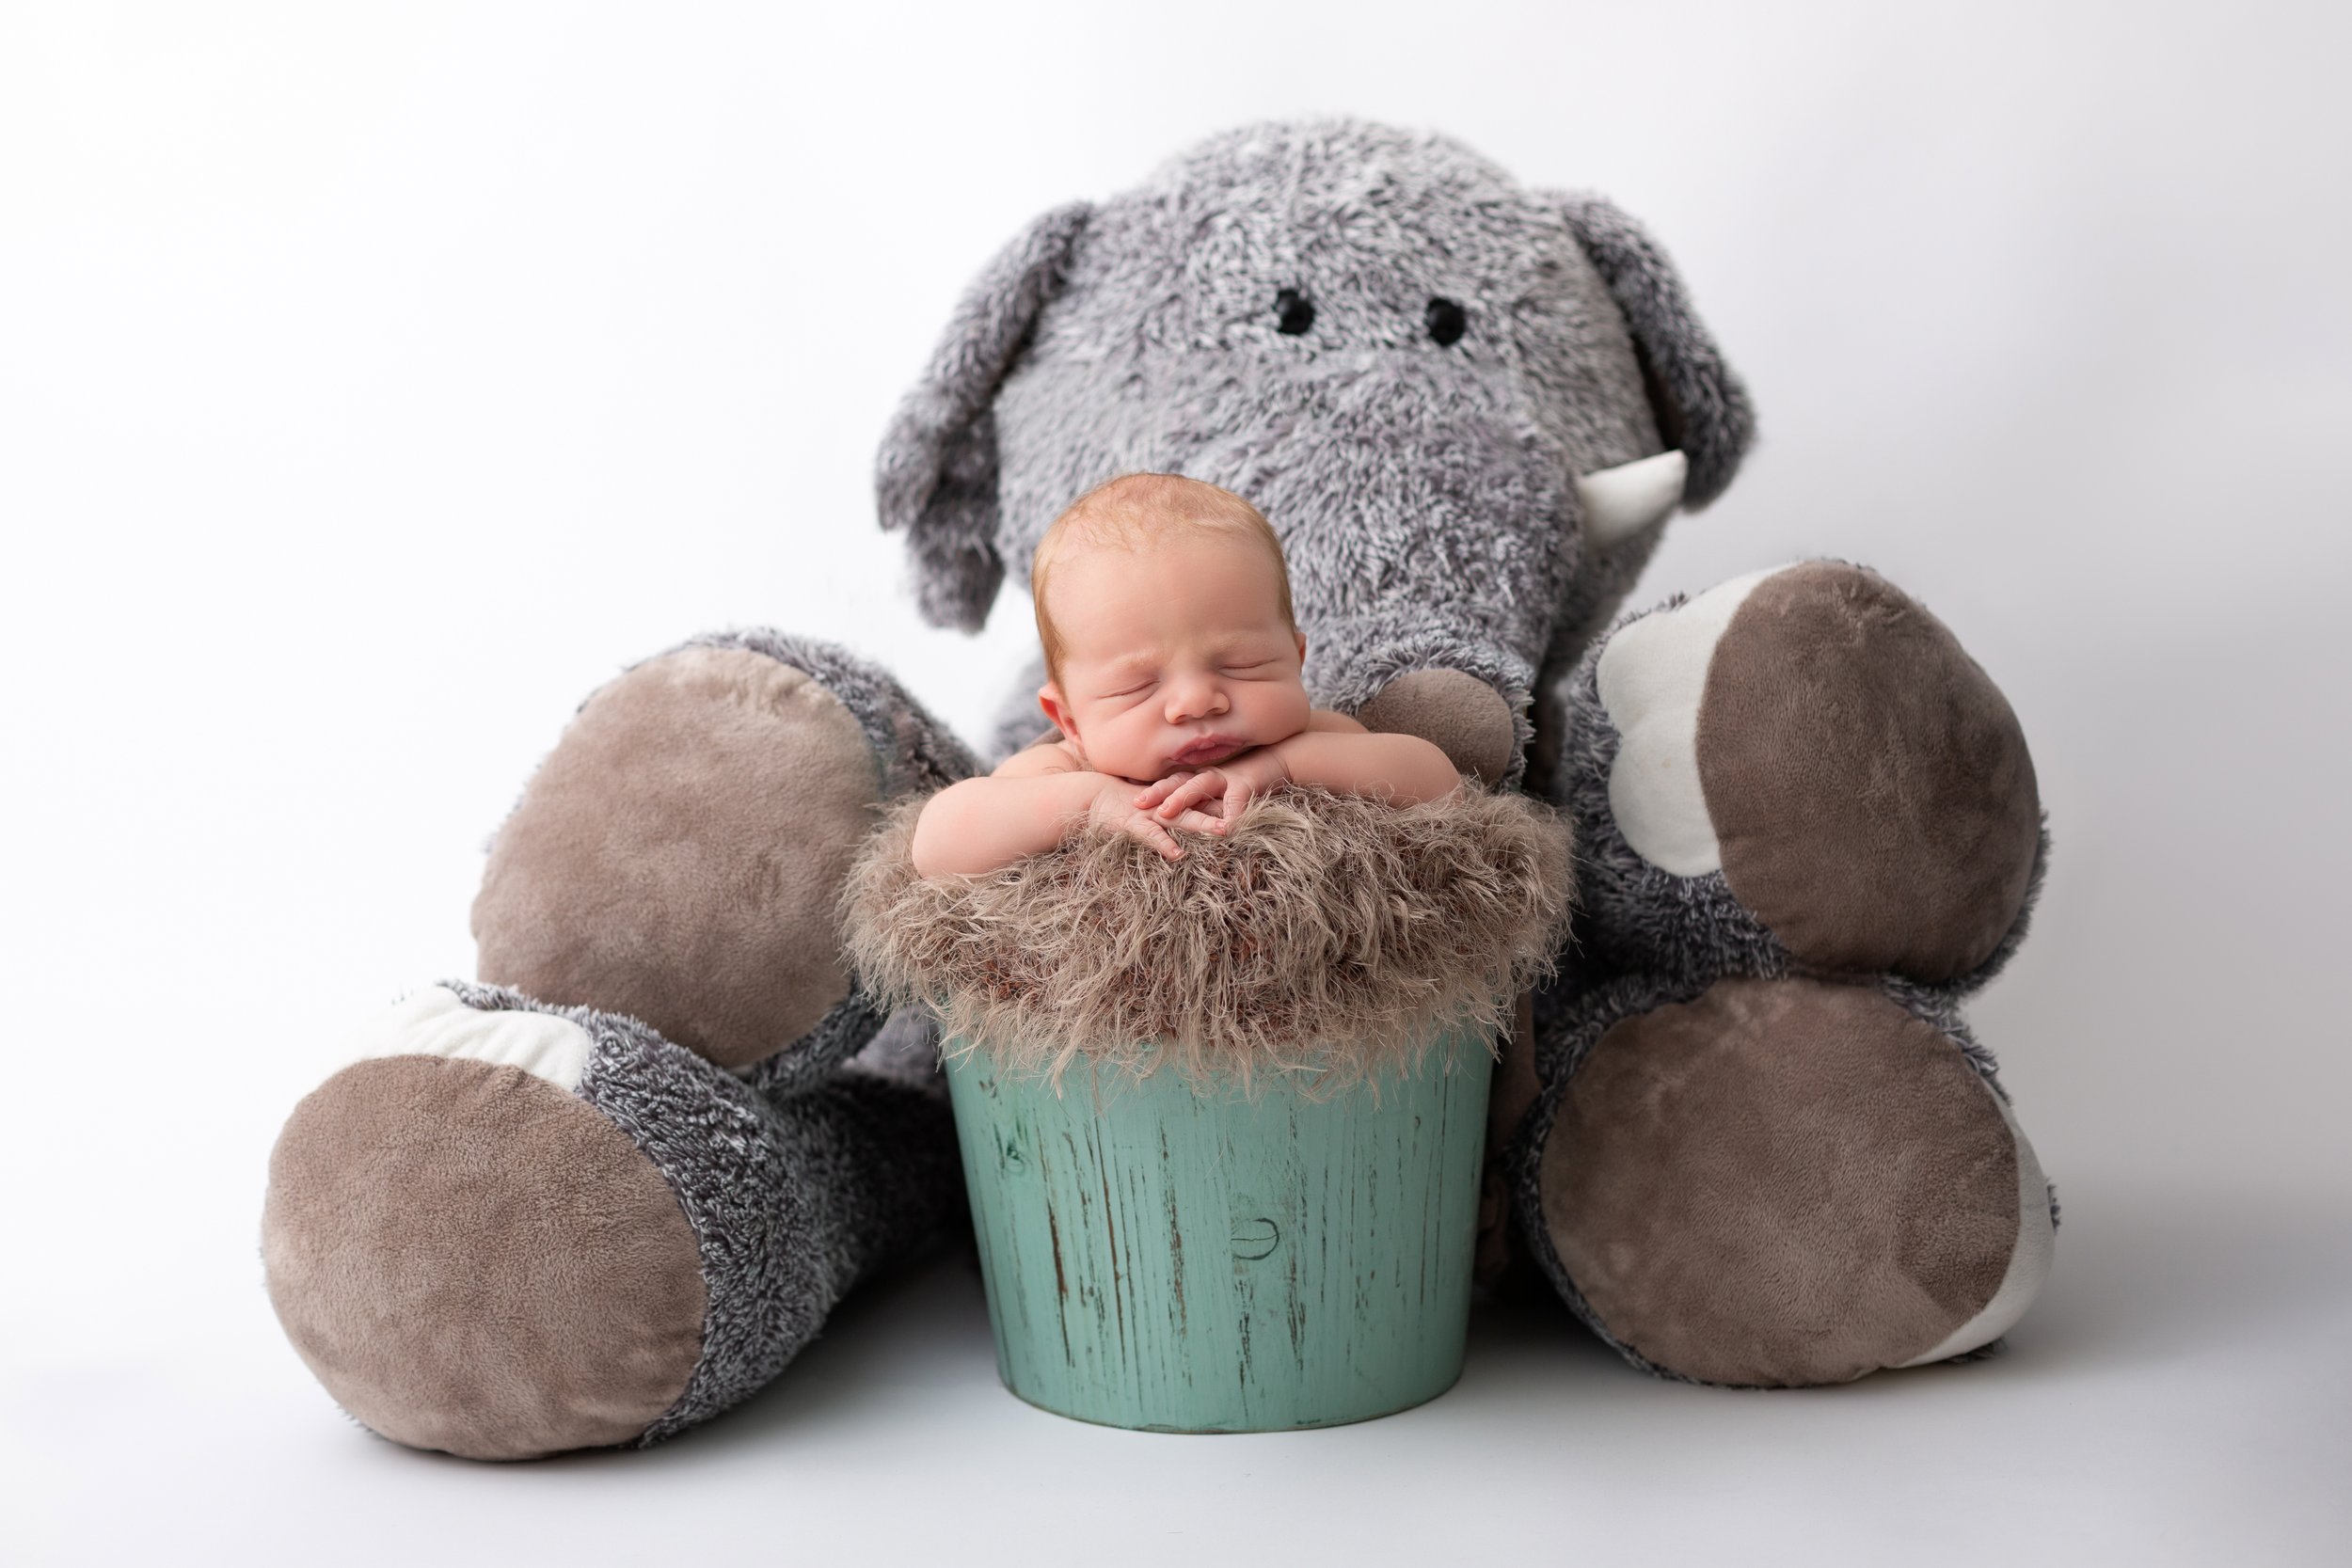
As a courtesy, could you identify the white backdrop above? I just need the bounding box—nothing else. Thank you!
[4,3,2347,1564]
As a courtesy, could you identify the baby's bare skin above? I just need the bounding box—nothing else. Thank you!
[911,502,1459,879]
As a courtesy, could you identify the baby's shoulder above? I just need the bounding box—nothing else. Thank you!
[991,736,1086,778]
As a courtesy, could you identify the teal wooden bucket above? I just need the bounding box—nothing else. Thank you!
[945,1033,1493,1433]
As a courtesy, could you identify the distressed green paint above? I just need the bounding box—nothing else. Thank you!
[945,1034,1494,1433]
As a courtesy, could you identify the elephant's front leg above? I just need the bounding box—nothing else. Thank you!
[1516,562,2057,1385]
[1304,606,1536,788]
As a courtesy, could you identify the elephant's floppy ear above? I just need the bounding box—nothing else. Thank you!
[874,200,1093,632]
[1555,193,1756,510]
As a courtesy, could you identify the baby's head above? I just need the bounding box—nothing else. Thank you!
[1033,474,1311,784]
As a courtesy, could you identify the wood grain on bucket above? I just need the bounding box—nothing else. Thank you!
[945,1036,1494,1433]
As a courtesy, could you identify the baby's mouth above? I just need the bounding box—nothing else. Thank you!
[1171,735,1246,767]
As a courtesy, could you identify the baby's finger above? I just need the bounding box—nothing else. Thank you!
[1168,808,1224,836]
[1136,774,1184,807]
[1131,816,1184,861]
[1223,777,1253,820]
[1156,771,1220,819]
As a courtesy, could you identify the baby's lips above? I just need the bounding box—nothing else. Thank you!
[1170,736,1246,767]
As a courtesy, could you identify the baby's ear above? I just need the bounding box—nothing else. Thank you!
[875,201,1094,632]
[1038,683,1075,737]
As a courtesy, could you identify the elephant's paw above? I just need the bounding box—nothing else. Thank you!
[1573,562,2042,988]
[1359,667,1515,786]
[473,632,976,1075]
[263,983,952,1457]
[262,986,712,1459]
[1525,975,2055,1386]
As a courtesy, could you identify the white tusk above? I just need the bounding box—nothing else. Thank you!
[1576,450,1688,547]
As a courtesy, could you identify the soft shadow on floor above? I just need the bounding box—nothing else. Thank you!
[2001,1180,2351,1375]
[516,1175,2350,1473]
[1433,1178,2352,1409]
[603,1243,1636,1465]
[1462,1273,1635,1379]
[619,1243,1002,1464]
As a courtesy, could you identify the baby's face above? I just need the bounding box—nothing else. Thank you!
[1040,530,1311,784]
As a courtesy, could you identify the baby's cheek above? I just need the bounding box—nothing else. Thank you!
[1273,681,1313,736]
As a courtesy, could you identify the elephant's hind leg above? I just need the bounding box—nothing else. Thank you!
[1519,975,2055,1386]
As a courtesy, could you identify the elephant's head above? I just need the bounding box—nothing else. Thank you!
[877,119,1752,784]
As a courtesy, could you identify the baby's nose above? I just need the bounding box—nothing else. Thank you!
[1168,681,1228,721]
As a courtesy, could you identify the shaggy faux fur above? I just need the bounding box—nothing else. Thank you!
[841,785,1573,1093]
[876,119,1755,786]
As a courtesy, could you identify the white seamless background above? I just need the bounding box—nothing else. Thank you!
[3,4,2346,1564]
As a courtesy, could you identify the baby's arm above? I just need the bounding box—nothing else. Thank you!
[1274,726,1462,803]
[911,745,1222,878]
[1141,714,1460,824]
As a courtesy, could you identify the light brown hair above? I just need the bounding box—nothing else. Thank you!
[1031,473,1295,682]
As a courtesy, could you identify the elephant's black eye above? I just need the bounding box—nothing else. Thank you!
[1426,297,1467,346]
[1274,288,1315,335]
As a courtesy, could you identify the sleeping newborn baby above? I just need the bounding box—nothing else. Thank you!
[910,473,1461,877]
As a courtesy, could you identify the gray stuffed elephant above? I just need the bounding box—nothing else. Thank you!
[876,124,1751,787]
[262,120,2054,1459]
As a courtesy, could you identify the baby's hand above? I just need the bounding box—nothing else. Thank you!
[1089,776,1222,861]
[1141,749,1291,829]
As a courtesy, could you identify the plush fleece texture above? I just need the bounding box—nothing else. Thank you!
[472,647,885,1069]
[876,119,1756,786]
[265,981,967,1456]
[263,1048,706,1462]
[1514,975,2050,1387]
[1539,977,2022,1386]
[1696,563,2042,983]
[1546,563,2050,1002]
[841,784,1573,1094]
